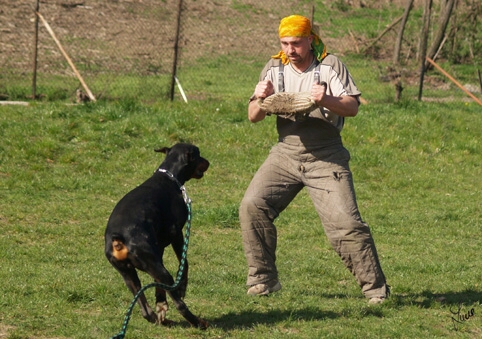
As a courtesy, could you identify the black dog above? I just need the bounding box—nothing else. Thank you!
[104,143,209,329]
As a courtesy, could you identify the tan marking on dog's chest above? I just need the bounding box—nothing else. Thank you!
[112,240,128,260]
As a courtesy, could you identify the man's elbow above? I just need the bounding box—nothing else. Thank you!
[348,106,359,117]
[248,102,266,122]
[346,96,359,117]
[248,114,264,123]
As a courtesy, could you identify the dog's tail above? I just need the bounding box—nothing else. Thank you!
[111,234,129,261]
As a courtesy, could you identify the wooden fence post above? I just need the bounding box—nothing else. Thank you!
[32,0,40,99]
[170,0,183,101]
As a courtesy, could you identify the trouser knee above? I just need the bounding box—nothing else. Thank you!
[239,195,273,228]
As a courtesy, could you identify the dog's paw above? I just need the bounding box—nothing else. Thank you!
[141,307,157,324]
[145,312,157,324]
[196,318,209,330]
[155,301,169,325]
[160,318,174,327]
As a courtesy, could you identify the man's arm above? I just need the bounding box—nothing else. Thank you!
[248,99,268,122]
[319,94,359,117]
[311,82,359,117]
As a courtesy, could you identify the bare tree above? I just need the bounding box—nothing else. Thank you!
[425,0,456,68]
[393,0,414,64]
[418,0,432,65]
[418,0,432,100]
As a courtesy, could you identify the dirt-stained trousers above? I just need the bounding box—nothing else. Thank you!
[239,139,388,298]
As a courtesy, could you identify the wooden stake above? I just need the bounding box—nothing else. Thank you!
[0,101,29,106]
[170,0,183,101]
[35,11,96,102]
[32,0,40,99]
[426,57,482,106]
[478,69,481,94]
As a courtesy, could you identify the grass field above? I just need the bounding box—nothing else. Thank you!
[2,1,481,337]
[0,89,481,338]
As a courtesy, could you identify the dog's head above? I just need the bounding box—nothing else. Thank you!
[155,143,209,184]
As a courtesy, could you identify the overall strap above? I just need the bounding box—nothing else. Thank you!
[278,62,285,92]
[278,60,323,92]
[314,62,321,85]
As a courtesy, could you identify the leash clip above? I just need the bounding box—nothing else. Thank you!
[180,186,192,205]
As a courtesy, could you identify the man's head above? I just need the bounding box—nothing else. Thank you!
[272,14,327,65]
[279,35,312,67]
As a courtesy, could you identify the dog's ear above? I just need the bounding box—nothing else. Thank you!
[154,147,170,154]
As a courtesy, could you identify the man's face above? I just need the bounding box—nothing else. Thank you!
[280,36,313,65]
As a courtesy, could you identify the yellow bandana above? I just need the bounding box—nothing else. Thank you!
[272,15,327,65]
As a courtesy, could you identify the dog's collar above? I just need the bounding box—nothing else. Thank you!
[157,169,191,205]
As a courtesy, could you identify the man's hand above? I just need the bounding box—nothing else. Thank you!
[311,80,359,117]
[254,80,275,99]
[311,81,327,106]
[249,80,274,123]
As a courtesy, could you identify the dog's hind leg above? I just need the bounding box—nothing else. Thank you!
[145,263,208,329]
[166,288,208,329]
[118,267,157,324]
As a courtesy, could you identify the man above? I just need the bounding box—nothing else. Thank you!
[239,15,389,304]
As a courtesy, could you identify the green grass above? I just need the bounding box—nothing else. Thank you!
[0,94,481,338]
[2,2,481,337]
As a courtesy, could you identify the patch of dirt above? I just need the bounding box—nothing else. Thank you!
[1,0,476,101]
[0,325,14,339]
[0,0,381,76]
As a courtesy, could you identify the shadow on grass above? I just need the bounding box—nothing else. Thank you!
[110,308,341,332]
[207,302,385,330]
[389,288,482,308]
[208,307,340,330]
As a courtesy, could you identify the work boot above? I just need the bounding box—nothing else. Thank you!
[247,280,282,296]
